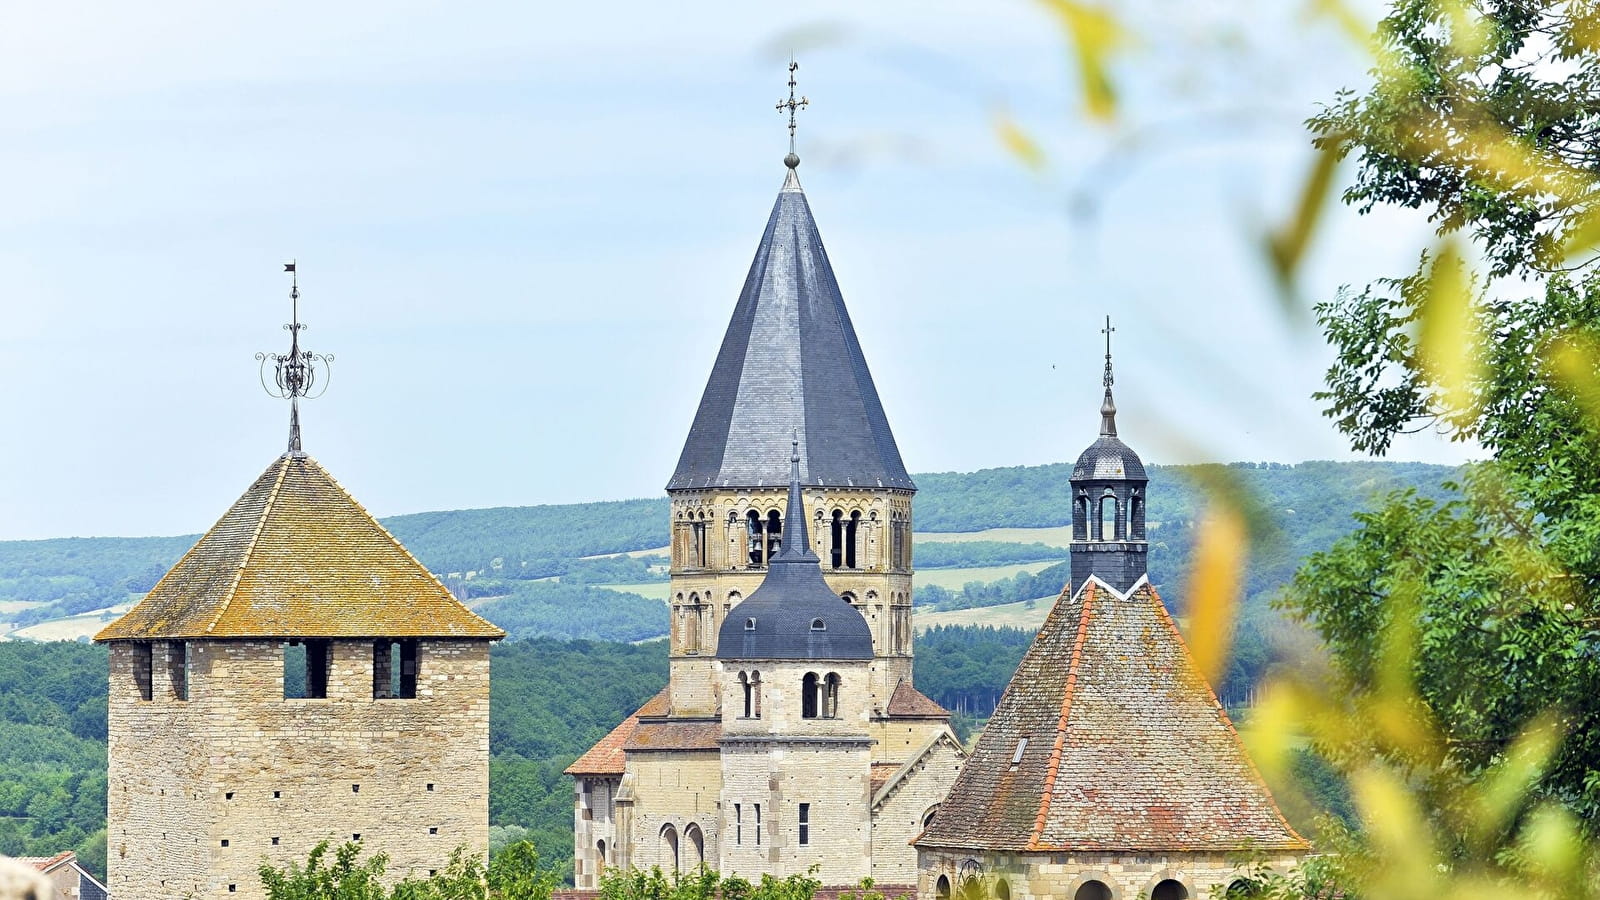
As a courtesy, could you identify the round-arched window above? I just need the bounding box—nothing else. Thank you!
[811,618,826,631]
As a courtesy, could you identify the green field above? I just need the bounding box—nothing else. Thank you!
[915,525,1075,548]
[915,597,1055,631]
[914,561,1058,589]
[595,581,671,601]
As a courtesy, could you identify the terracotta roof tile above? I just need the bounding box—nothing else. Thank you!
[624,718,722,752]
[887,682,949,718]
[95,454,504,641]
[917,577,1308,854]
[870,762,901,795]
[22,850,75,871]
[566,715,640,776]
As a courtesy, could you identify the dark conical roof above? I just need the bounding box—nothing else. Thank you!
[668,168,914,492]
[716,446,874,660]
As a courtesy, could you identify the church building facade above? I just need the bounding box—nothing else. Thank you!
[567,152,963,888]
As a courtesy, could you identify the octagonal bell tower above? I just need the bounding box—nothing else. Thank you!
[1069,317,1149,593]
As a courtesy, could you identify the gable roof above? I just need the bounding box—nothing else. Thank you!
[668,167,914,492]
[917,577,1307,854]
[886,681,950,719]
[95,453,504,641]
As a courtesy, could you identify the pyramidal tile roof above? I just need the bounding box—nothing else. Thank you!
[917,577,1307,854]
[668,167,914,492]
[95,454,504,641]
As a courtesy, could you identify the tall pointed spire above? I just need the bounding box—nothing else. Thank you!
[771,436,816,564]
[257,262,333,457]
[668,80,912,493]
[1099,315,1117,437]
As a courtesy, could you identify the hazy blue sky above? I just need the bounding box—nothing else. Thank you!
[1,1,1475,540]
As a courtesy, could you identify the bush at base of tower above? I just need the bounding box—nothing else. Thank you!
[597,866,823,900]
[258,839,560,900]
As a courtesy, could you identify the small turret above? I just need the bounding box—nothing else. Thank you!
[1068,317,1149,593]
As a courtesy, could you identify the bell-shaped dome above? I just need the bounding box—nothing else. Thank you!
[716,448,874,661]
[1073,435,1146,481]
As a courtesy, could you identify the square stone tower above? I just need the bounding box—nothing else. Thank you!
[94,452,504,899]
[568,150,963,891]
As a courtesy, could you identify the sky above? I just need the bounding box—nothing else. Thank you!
[0,0,1479,541]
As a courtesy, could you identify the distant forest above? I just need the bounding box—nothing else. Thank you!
[1,460,1455,634]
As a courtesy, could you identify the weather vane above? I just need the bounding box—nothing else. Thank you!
[257,261,333,455]
[1101,315,1115,389]
[776,58,808,167]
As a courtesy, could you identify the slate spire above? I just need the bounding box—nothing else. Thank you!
[668,164,913,492]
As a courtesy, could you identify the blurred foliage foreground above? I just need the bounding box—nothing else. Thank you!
[1026,0,1600,895]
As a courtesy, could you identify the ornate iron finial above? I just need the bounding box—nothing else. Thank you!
[1101,315,1115,389]
[1099,315,1118,437]
[256,261,334,456]
[776,58,809,168]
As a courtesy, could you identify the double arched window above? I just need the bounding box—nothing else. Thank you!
[746,509,783,566]
[830,509,861,569]
[801,672,841,719]
[739,670,762,718]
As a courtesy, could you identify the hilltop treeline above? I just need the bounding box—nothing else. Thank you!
[3,461,1456,624]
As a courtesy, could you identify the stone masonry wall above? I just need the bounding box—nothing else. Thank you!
[107,638,491,900]
[870,737,965,885]
[916,849,1305,900]
[625,750,722,874]
[719,741,872,885]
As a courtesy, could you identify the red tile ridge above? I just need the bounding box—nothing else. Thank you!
[1143,580,1311,850]
[1029,578,1097,849]
[204,455,289,635]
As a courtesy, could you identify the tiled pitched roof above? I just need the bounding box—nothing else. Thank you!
[95,454,504,641]
[566,714,640,776]
[625,718,723,752]
[887,682,949,718]
[917,577,1308,854]
[22,850,74,871]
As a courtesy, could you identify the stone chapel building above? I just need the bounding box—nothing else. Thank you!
[566,154,964,888]
[95,407,503,896]
[912,345,1309,900]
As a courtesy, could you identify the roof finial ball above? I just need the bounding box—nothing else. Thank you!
[777,58,808,169]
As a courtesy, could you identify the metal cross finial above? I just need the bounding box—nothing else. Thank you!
[1101,315,1116,389]
[257,261,334,456]
[776,58,809,166]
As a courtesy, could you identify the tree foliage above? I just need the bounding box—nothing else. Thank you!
[259,839,559,900]
[1310,0,1600,278]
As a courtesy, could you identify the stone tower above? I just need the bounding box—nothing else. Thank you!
[915,337,1308,900]
[569,148,961,890]
[663,160,918,716]
[1068,318,1148,594]
[94,289,503,898]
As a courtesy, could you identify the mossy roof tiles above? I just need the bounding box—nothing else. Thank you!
[95,454,503,641]
[916,577,1307,854]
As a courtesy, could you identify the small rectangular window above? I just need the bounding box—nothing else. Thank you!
[754,803,762,846]
[373,640,420,699]
[133,643,153,701]
[284,640,332,700]
[169,640,189,701]
[799,803,810,846]
[734,804,742,845]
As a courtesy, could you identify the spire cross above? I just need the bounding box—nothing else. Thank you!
[257,262,334,456]
[1101,316,1115,389]
[776,59,809,158]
